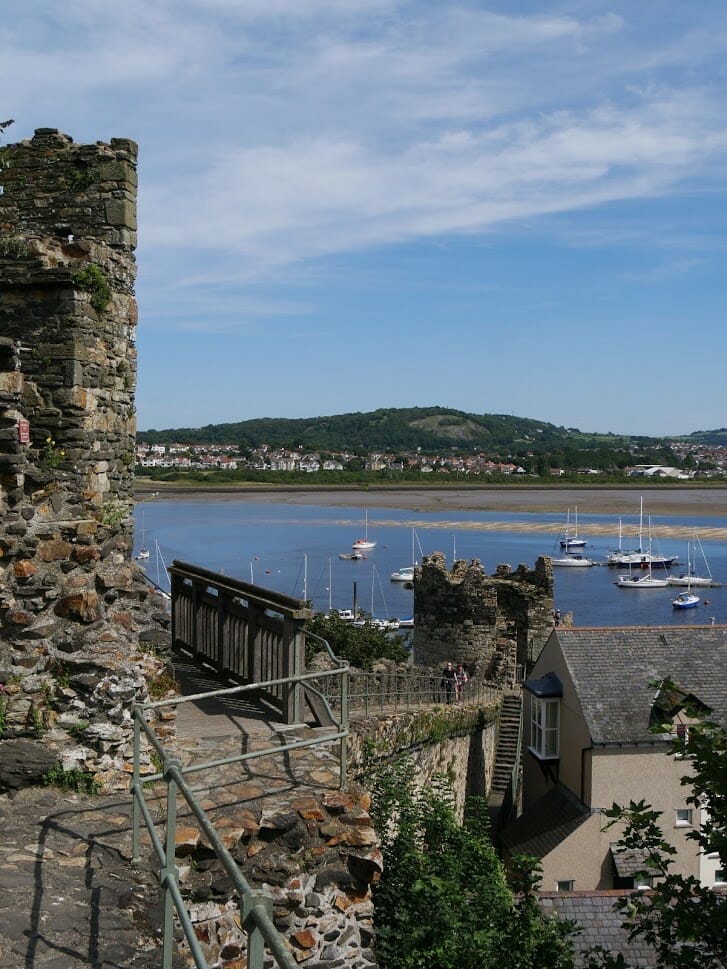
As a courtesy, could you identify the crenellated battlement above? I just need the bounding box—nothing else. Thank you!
[413,551,554,683]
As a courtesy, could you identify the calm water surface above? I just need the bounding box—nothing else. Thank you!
[134,499,727,628]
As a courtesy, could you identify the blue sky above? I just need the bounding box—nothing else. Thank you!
[4,1,727,437]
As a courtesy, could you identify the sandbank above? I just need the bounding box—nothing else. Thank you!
[135,482,727,518]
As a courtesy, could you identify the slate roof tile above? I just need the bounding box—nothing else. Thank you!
[552,626,727,744]
[540,890,658,967]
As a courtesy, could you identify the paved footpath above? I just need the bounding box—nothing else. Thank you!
[0,785,184,969]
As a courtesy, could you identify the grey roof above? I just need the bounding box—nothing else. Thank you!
[501,783,590,859]
[552,626,727,744]
[610,844,656,879]
[523,671,563,697]
[540,891,657,968]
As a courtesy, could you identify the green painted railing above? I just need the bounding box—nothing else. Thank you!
[312,670,501,716]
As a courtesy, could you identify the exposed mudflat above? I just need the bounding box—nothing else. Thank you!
[137,483,727,518]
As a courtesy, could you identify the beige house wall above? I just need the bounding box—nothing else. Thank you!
[590,747,700,880]
[523,633,591,806]
[538,749,700,890]
[538,813,606,891]
[522,634,705,889]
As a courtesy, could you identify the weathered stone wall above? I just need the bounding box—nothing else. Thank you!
[175,703,499,966]
[0,130,168,791]
[413,552,554,681]
[347,703,498,820]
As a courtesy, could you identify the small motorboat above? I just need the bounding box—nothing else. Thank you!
[390,566,415,582]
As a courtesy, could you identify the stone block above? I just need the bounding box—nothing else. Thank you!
[105,199,137,230]
[13,559,37,580]
[0,372,24,394]
[54,590,99,623]
[38,538,73,562]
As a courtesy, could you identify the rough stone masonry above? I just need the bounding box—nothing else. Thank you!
[0,129,169,792]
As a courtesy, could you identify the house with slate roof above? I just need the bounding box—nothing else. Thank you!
[502,626,727,893]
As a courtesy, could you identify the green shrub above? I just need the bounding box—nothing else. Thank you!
[368,761,576,969]
[73,263,111,313]
[43,764,101,796]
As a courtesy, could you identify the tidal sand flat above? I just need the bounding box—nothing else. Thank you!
[136,484,727,542]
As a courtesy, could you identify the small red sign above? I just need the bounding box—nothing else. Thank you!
[18,419,30,443]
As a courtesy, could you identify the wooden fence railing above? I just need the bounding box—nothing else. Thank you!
[169,561,313,723]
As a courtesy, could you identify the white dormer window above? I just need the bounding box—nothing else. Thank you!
[530,696,560,759]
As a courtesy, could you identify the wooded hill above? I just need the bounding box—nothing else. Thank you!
[138,406,679,456]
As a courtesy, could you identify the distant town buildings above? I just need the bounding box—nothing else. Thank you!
[134,440,727,478]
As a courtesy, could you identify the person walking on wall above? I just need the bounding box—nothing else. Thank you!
[442,661,456,703]
[455,663,468,701]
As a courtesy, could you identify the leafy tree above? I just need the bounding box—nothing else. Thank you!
[587,692,727,969]
[369,761,576,969]
[305,612,408,668]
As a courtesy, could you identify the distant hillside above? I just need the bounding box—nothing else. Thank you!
[138,406,661,456]
[681,428,727,446]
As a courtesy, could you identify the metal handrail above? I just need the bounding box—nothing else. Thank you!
[130,663,348,969]
[309,671,500,717]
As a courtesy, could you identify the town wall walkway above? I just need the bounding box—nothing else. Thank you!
[0,657,347,968]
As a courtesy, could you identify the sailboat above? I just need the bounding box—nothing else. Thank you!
[672,585,700,609]
[391,528,422,582]
[551,552,595,567]
[355,565,397,629]
[606,497,677,568]
[352,510,376,551]
[615,520,669,588]
[615,566,670,589]
[135,503,150,560]
[559,506,587,550]
[667,534,714,587]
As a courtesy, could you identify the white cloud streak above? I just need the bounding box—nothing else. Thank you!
[5,1,727,291]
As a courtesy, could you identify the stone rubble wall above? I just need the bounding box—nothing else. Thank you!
[176,703,499,966]
[0,130,170,792]
[413,551,554,678]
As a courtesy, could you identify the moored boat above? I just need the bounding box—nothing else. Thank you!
[559,506,587,549]
[672,591,700,609]
[352,509,376,550]
[390,565,415,582]
[616,571,669,588]
[667,533,714,587]
[606,499,677,568]
[551,553,594,568]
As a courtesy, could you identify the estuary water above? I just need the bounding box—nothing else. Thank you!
[133,494,727,629]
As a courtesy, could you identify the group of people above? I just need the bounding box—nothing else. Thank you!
[442,661,469,702]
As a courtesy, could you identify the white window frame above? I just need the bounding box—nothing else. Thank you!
[675,807,693,827]
[715,869,726,886]
[556,879,574,892]
[529,696,560,759]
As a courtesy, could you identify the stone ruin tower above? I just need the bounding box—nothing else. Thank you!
[0,129,168,791]
[413,552,554,686]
